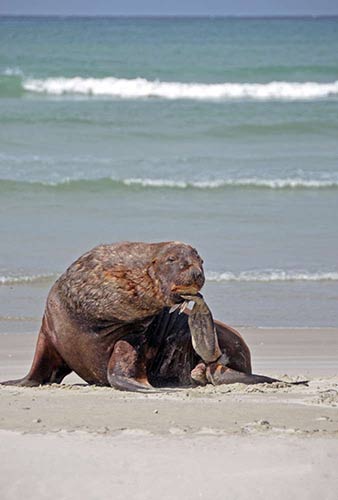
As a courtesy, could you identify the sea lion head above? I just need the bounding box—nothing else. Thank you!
[149,241,205,307]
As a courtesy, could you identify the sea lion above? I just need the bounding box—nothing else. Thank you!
[1,241,280,391]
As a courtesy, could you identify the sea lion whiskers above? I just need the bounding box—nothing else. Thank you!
[168,297,195,314]
[169,303,181,314]
[178,300,190,314]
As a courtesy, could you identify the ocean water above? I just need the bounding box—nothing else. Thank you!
[0,16,338,329]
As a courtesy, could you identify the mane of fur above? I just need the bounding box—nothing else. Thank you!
[57,242,174,323]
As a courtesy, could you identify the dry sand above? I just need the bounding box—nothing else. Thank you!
[0,328,337,500]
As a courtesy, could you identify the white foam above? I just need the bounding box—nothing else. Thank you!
[123,178,189,188]
[0,274,56,285]
[206,270,338,283]
[22,76,338,101]
[122,177,338,189]
[2,67,23,76]
[2,175,338,190]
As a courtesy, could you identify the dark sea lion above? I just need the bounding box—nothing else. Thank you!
[1,241,285,391]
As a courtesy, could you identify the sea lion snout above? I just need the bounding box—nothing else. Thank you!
[172,258,205,294]
[170,264,205,295]
[190,265,204,285]
[152,242,205,305]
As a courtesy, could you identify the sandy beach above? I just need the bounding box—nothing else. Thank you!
[1,328,337,500]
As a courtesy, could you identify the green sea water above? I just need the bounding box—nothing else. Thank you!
[0,17,338,328]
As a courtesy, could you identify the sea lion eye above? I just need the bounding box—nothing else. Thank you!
[167,256,176,262]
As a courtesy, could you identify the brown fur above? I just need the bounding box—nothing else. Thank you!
[57,241,204,323]
[1,241,281,391]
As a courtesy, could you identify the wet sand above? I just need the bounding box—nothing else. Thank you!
[0,328,337,500]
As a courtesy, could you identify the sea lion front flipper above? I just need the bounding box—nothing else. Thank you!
[107,337,155,392]
[206,363,280,385]
[181,293,223,364]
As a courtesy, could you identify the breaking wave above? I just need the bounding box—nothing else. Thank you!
[1,176,338,192]
[0,274,56,285]
[22,76,338,101]
[2,67,338,101]
[122,177,338,189]
[206,270,338,282]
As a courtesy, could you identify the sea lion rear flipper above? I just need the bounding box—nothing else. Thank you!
[1,377,42,387]
[206,363,280,385]
[1,328,71,386]
[107,374,156,392]
[107,337,155,392]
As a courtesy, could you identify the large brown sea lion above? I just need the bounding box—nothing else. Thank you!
[2,241,280,391]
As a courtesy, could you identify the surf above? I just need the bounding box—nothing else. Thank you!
[206,270,338,282]
[20,76,338,101]
[1,176,338,192]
